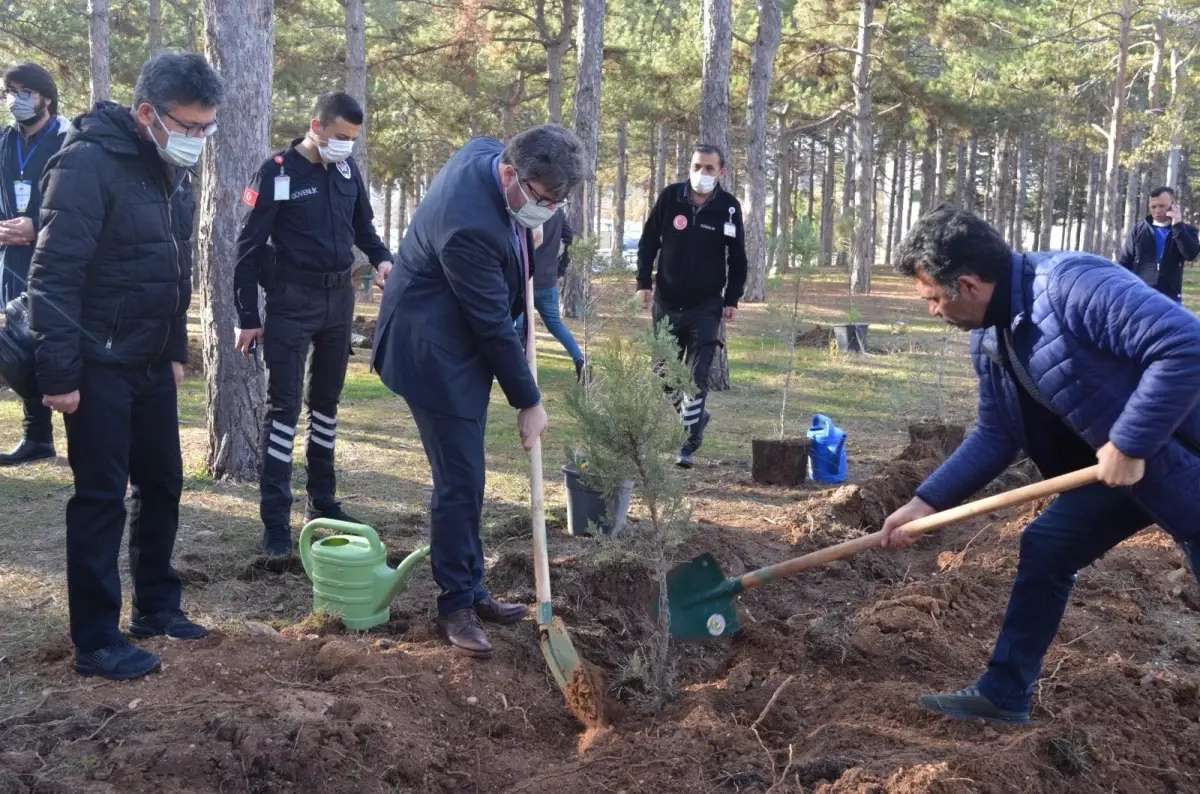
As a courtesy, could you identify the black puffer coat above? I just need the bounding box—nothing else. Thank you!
[28,101,193,396]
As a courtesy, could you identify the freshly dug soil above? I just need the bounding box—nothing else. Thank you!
[751,437,811,486]
[3,443,1199,793]
[794,324,835,348]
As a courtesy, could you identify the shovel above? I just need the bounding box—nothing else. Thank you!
[519,245,604,725]
[663,464,1101,641]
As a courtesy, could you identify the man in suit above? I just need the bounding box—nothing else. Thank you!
[371,125,584,657]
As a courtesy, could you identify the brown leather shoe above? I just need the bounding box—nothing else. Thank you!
[474,596,530,625]
[436,609,492,658]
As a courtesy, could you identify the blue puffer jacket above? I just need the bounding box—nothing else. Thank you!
[917,252,1200,541]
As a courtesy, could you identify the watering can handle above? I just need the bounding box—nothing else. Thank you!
[297,519,385,579]
[737,465,1102,591]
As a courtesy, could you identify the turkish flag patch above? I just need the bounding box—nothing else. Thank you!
[673,215,688,231]
[242,187,259,208]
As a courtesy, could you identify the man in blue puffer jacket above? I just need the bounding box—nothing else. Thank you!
[881,207,1200,725]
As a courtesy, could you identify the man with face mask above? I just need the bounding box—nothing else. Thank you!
[371,125,584,657]
[28,53,224,681]
[234,92,393,557]
[1117,186,1200,303]
[0,63,69,466]
[636,144,747,468]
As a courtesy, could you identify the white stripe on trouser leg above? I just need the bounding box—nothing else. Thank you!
[311,409,337,426]
[312,422,335,438]
[682,397,704,428]
[310,434,334,450]
[272,420,296,436]
[268,423,295,463]
[269,433,293,450]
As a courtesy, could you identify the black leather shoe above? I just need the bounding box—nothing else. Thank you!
[0,439,55,467]
[474,596,530,625]
[305,499,360,525]
[437,609,492,658]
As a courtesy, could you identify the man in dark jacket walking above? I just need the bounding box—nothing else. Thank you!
[1117,186,1200,302]
[0,62,69,466]
[372,125,583,657]
[881,208,1200,725]
[29,53,225,681]
[515,208,586,380]
[234,92,393,556]
[636,144,747,468]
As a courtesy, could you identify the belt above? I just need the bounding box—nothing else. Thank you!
[278,265,353,289]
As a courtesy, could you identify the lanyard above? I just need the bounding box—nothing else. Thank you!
[15,118,57,179]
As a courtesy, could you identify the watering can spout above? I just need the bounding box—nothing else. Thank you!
[380,546,431,611]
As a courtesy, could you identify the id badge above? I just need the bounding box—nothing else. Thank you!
[724,222,736,238]
[274,176,290,201]
[14,180,32,214]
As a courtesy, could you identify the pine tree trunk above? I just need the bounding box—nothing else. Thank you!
[1084,155,1100,253]
[1166,47,1186,189]
[953,140,966,209]
[656,123,668,196]
[1124,131,1144,241]
[741,0,781,304]
[918,130,935,217]
[776,132,792,273]
[820,129,835,267]
[1101,0,1132,258]
[1039,140,1057,250]
[615,122,627,261]
[990,132,1010,236]
[541,0,573,126]
[88,0,110,104]
[905,146,917,230]
[770,117,782,241]
[676,129,688,183]
[701,0,733,180]
[1063,149,1076,250]
[200,0,272,480]
[966,133,978,214]
[345,0,369,188]
[1014,132,1030,248]
[398,177,408,238]
[934,125,948,205]
[890,138,907,257]
[1148,13,1167,185]
[807,136,816,223]
[383,178,393,252]
[563,0,605,318]
[148,0,163,55]
[849,0,875,294]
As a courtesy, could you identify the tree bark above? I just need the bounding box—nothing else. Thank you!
[1014,132,1029,248]
[345,0,369,189]
[398,176,408,238]
[953,140,966,209]
[890,137,907,257]
[904,144,917,231]
[990,132,1010,237]
[807,136,816,223]
[1147,12,1166,185]
[1083,154,1099,253]
[537,0,573,125]
[849,0,875,294]
[1166,47,1186,189]
[676,129,689,183]
[149,0,163,55]
[820,129,835,267]
[965,132,978,213]
[885,142,903,265]
[563,0,605,317]
[741,0,781,304]
[614,122,627,261]
[918,129,935,217]
[1124,131,1144,241]
[200,0,272,480]
[383,178,393,252]
[1039,140,1057,250]
[701,0,733,180]
[655,123,668,197]
[88,0,110,104]
[934,125,948,205]
[1101,0,1132,258]
[1063,149,1076,250]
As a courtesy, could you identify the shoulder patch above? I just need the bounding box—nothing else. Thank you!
[336,161,352,180]
[242,187,259,208]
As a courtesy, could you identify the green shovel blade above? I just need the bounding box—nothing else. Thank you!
[656,552,742,641]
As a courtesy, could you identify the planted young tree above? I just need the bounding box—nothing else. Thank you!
[562,327,693,712]
[751,219,819,487]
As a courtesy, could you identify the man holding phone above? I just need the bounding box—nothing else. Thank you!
[1118,187,1200,303]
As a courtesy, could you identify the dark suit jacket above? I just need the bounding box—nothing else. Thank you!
[1117,216,1200,301]
[371,137,540,419]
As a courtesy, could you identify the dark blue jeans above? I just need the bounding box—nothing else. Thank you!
[407,401,491,615]
[977,483,1200,712]
[515,285,584,364]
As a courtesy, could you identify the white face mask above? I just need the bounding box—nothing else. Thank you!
[6,92,40,124]
[317,136,355,164]
[690,172,718,194]
[153,109,205,168]
[507,178,556,229]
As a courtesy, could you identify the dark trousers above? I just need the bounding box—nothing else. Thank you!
[407,401,490,615]
[64,361,183,652]
[652,295,723,450]
[259,281,355,530]
[977,484,1200,711]
[20,392,53,445]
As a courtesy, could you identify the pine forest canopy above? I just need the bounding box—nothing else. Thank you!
[4,0,1200,285]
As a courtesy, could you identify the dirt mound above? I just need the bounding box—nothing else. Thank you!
[185,336,204,377]
[795,324,835,348]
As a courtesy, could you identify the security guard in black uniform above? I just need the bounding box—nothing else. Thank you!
[234,92,393,555]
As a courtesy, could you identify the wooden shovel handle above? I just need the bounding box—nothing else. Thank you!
[738,465,1101,591]
[523,267,554,611]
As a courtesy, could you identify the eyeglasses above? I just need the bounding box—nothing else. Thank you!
[4,90,36,102]
[158,107,219,139]
[521,179,569,210]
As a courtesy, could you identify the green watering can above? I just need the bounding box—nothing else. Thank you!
[298,519,431,631]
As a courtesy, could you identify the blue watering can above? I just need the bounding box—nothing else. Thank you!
[807,414,848,484]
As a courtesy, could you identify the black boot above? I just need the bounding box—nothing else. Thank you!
[0,438,55,467]
[304,498,360,525]
[676,398,710,469]
[262,526,293,557]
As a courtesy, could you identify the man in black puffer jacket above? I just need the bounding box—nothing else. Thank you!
[28,53,225,682]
